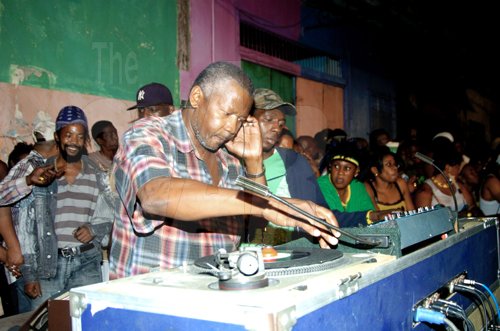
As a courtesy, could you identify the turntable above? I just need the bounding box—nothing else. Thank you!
[69,246,395,330]
[69,218,499,330]
[192,246,344,290]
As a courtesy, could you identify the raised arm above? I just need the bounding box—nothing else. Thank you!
[0,162,59,206]
[138,177,340,246]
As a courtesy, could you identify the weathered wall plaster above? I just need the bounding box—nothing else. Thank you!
[0,82,135,162]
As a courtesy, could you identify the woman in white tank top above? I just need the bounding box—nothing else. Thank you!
[424,177,467,211]
[415,147,476,215]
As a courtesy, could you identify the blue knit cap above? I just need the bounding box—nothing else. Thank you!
[55,106,88,131]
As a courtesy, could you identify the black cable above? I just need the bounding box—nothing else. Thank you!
[472,287,495,325]
[455,284,489,329]
[432,300,475,331]
[469,280,500,326]
[463,279,500,326]
[458,286,489,329]
[455,284,492,322]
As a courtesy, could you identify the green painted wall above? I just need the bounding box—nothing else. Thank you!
[242,61,296,135]
[0,0,178,103]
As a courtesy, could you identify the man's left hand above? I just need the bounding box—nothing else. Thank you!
[225,116,263,165]
[262,198,341,247]
[73,225,94,243]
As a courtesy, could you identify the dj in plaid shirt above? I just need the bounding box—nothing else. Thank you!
[110,62,340,279]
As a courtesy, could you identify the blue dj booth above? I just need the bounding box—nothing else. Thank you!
[69,215,499,331]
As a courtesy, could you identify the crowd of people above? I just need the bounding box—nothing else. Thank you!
[281,125,499,220]
[0,61,499,316]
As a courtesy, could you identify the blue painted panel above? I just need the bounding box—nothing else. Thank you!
[81,305,247,331]
[77,224,497,330]
[292,225,498,330]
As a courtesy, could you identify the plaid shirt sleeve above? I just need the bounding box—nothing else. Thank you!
[110,113,246,278]
[113,118,175,234]
[0,160,35,206]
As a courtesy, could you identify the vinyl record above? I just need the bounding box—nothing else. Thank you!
[194,247,343,271]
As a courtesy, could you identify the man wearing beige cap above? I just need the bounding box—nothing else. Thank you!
[247,88,383,246]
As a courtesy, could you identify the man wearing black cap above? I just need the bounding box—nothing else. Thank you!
[127,82,175,119]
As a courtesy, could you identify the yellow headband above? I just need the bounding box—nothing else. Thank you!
[332,155,359,167]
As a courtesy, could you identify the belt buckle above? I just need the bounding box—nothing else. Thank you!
[60,247,76,258]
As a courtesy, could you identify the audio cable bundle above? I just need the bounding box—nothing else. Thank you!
[413,278,499,331]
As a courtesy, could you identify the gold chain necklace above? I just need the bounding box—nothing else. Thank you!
[431,176,452,190]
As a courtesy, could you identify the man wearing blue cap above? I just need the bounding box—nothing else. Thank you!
[127,82,175,119]
[20,106,114,310]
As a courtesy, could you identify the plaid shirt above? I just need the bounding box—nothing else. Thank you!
[0,150,45,206]
[110,111,244,278]
[0,150,44,278]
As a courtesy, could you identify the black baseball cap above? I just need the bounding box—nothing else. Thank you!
[127,83,173,110]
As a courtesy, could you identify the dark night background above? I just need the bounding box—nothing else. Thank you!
[302,0,499,149]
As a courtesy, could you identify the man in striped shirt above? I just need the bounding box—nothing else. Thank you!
[21,106,114,310]
[110,62,340,279]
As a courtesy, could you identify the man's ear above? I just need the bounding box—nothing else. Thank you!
[189,86,204,109]
[143,108,154,117]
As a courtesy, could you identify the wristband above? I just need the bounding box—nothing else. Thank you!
[366,210,373,225]
[245,166,266,179]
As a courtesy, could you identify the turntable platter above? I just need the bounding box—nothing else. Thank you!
[262,248,342,269]
[262,252,292,262]
[194,247,343,274]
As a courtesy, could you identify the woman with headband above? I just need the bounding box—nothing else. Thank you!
[318,141,375,213]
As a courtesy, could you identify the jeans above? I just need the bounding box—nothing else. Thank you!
[30,246,102,310]
[13,277,32,313]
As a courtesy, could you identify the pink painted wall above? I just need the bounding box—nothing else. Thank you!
[180,0,241,101]
[180,0,301,100]
[0,82,135,162]
[236,0,301,40]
